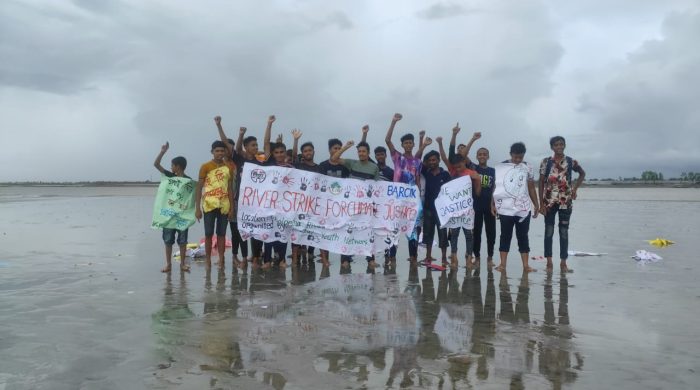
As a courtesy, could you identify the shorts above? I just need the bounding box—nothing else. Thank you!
[204,209,229,237]
[163,228,188,246]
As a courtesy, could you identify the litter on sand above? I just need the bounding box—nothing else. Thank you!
[648,238,675,247]
[632,250,662,264]
[568,251,607,257]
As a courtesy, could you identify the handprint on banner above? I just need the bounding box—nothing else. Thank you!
[313,178,321,191]
[366,184,374,198]
[344,185,352,198]
[271,171,281,184]
[299,177,309,191]
[355,185,365,198]
[320,180,327,192]
[373,185,383,198]
[347,223,355,234]
[282,175,295,187]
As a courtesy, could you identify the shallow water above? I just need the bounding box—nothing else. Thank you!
[0,186,699,389]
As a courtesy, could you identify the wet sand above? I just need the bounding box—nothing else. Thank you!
[0,186,699,389]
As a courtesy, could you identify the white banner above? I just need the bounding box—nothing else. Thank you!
[434,175,474,229]
[493,163,532,218]
[237,164,421,256]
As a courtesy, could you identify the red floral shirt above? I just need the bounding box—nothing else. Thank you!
[539,155,580,209]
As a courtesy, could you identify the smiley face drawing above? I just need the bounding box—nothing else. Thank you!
[503,166,529,198]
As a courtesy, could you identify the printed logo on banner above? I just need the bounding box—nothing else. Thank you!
[251,169,266,183]
[329,182,342,195]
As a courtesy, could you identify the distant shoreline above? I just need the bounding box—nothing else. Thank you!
[1,181,698,189]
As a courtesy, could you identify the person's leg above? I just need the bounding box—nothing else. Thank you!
[559,208,573,273]
[291,244,301,265]
[437,227,448,263]
[230,221,240,260]
[484,211,497,266]
[177,228,190,272]
[341,254,353,268]
[515,214,534,272]
[215,211,228,269]
[422,210,437,261]
[473,209,485,262]
[543,206,558,272]
[408,237,418,262]
[449,228,460,266]
[465,229,474,268]
[497,215,515,272]
[320,249,330,267]
[276,241,288,269]
[203,211,217,268]
[251,238,263,264]
[263,242,273,269]
[162,228,175,272]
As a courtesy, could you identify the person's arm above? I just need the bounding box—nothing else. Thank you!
[291,129,302,164]
[449,123,459,161]
[227,171,235,220]
[572,161,586,200]
[435,136,451,169]
[490,194,497,217]
[331,140,354,164]
[538,159,547,214]
[416,135,432,158]
[195,177,204,222]
[214,116,233,158]
[470,172,482,197]
[153,142,169,174]
[360,125,369,143]
[236,126,247,159]
[415,130,426,159]
[528,179,540,218]
[463,132,481,166]
[263,115,276,158]
[385,113,402,154]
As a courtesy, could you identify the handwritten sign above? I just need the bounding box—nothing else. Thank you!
[493,163,532,218]
[151,175,196,230]
[434,175,474,229]
[237,164,421,256]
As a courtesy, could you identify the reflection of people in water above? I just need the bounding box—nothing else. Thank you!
[539,273,584,388]
[152,273,195,364]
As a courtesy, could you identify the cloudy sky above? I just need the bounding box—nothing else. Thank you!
[1,0,698,181]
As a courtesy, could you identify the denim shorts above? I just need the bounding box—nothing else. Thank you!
[163,228,188,246]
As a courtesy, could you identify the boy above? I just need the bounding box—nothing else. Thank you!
[375,145,397,266]
[318,138,350,267]
[384,113,431,262]
[214,116,249,269]
[289,129,319,265]
[491,142,540,273]
[539,136,585,273]
[195,140,236,270]
[436,133,482,269]
[420,150,451,265]
[153,142,192,273]
[331,137,380,269]
[263,139,293,270]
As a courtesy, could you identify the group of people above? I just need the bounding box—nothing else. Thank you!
[153,113,585,275]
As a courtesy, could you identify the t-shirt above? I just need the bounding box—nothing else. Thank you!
[295,161,320,173]
[318,159,349,178]
[539,155,580,209]
[502,160,535,181]
[198,160,236,213]
[471,164,495,211]
[422,167,452,212]
[343,159,379,180]
[377,164,394,182]
[391,150,422,185]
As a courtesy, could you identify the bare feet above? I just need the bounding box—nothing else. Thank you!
[368,260,377,269]
[523,266,537,273]
[262,262,271,270]
[161,265,172,273]
[561,263,573,273]
[180,264,190,273]
[495,264,506,272]
[487,257,494,268]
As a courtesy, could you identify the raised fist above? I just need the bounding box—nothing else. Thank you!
[419,130,426,138]
[472,132,482,140]
[239,126,247,135]
[362,125,369,133]
[392,113,403,122]
[214,116,222,125]
[268,115,276,124]
[161,142,169,153]
[435,136,443,143]
[452,122,460,134]
[423,137,433,146]
[345,140,355,148]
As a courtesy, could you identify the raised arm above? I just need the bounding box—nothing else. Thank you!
[236,126,247,159]
[436,136,450,169]
[291,129,302,164]
[385,113,402,154]
[263,114,276,158]
[416,134,432,158]
[153,142,169,174]
[449,123,460,161]
[415,130,426,159]
[214,116,234,158]
[360,125,369,143]
[463,132,481,166]
[331,140,354,164]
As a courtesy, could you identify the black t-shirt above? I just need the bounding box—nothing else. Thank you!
[318,159,349,178]
[421,167,451,212]
[378,164,394,182]
[470,163,495,211]
[295,161,320,173]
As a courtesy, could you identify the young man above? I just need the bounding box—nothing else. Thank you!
[491,142,540,273]
[462,132,497,269]
[420,150,451,265]
[384,113,431,262]
[374,145,396,266]
[436,133,482,268]
[318,138,350,267]
[234,115,276,265]
[289,129,318,265]
[195,140,236,270]
[153,142,192,273]
[214,116,249,269]
[539,136,585,273]
[331,137,380,269]
[262,139,293,270]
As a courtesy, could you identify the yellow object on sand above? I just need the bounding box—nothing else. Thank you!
[648,238,675,247]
